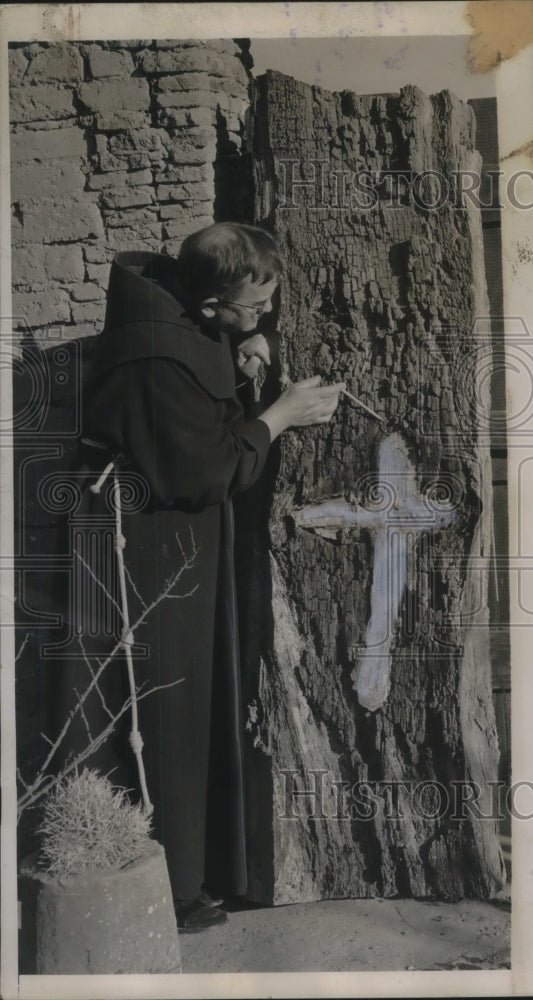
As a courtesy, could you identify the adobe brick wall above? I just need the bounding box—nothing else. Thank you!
[9,39,251,345]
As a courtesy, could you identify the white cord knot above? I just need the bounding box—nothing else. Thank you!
[121,628,134,647]
[129,730,144,753]
[90,460,115,494]
[116,533,126,550]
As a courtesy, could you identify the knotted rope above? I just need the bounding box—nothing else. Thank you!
[90,461,153,814]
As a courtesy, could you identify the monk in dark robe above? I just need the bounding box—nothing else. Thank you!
[56,223,344,930]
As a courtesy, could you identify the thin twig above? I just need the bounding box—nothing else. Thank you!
[123,561,147,611]
[75,687,93,742]
[15,633,31,664]
[77,635,114,721]
[34,557,197,782]
[176,525,199,566]
[74,550,124,620]
[17,677,184,816]
[16,767,30,792]
[17,533,197,816]
[165,585,200,600]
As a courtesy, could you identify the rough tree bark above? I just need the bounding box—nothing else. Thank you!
[236,71,505,903]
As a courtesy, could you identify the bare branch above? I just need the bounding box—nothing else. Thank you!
[77,635,114,721]
[74,687,93,742]
[34,554,196,781]
[175,531,186,563]
[15,633,31,664]
[135,677,185,703]
[17,677,184,816]
[123,561,147,610]
[166,585,200,600]
[74,550,124,620]
[17,529,197,817]
[16,767,30,792]
[175,525,199,566]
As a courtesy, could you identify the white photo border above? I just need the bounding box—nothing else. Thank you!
[1,3,531,998]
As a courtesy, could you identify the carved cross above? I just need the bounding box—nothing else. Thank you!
[295,434,458,711]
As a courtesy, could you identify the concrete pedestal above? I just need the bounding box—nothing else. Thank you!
[20,841,181,974]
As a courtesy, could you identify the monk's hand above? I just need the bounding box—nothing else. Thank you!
[257,376,346,443]
[236,334,271,379]
[280,376,346,427]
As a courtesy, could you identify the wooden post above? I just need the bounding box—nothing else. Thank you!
[236,71,505,903]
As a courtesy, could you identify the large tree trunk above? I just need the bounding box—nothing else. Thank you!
[236,71,505,903]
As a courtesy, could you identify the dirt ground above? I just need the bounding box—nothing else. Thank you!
[179,891,510,974]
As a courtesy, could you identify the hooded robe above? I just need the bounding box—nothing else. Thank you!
[54,251,271,901]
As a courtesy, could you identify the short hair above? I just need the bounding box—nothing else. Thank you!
[173,222,282,309]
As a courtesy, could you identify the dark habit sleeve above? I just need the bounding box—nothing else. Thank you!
[83,358,272,511]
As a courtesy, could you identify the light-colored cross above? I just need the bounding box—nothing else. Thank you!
[295,434,458,712]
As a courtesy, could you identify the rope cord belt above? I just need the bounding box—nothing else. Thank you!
[89,458,153,815]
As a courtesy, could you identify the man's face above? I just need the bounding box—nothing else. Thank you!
[203,274,278,335]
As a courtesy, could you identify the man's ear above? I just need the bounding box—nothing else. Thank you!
[199,297,218,320]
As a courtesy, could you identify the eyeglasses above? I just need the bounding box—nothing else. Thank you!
[216,297,271,316]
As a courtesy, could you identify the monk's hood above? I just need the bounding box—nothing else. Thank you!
[89,251,235,399]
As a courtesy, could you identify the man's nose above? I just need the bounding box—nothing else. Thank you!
[262,298,273,314]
